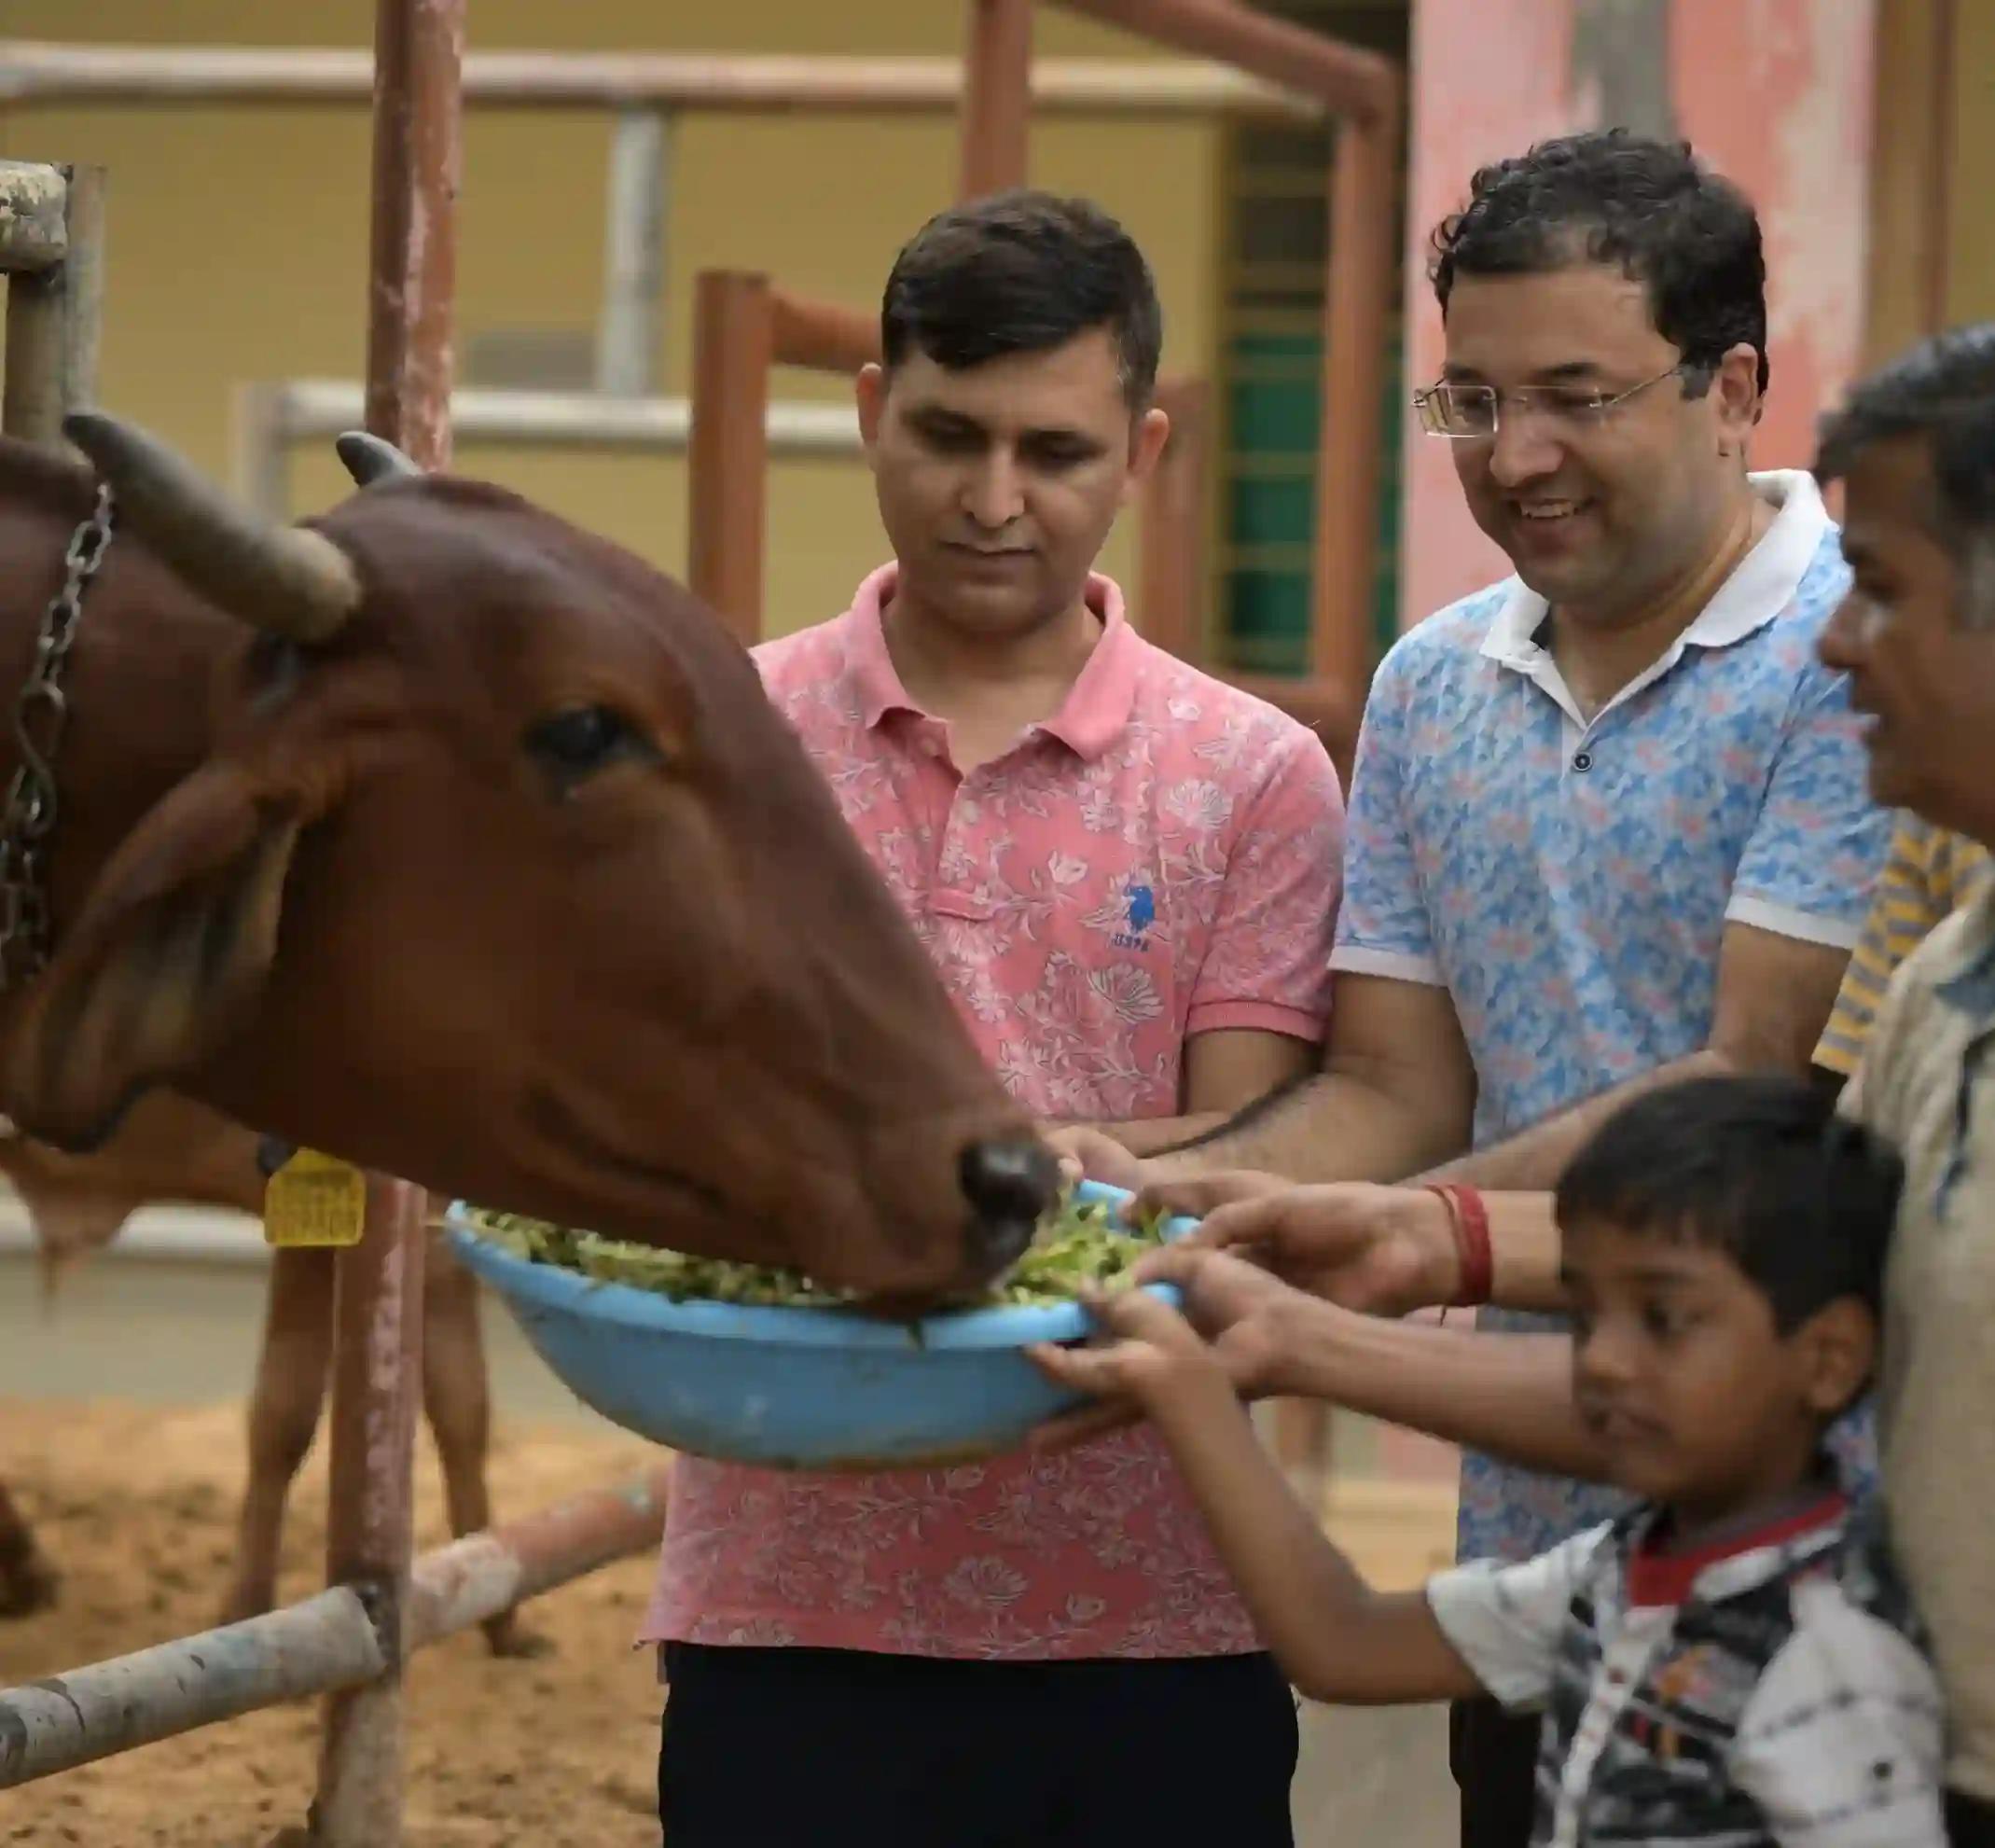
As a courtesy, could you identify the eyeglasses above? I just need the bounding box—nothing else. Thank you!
[1412,363,1690,440]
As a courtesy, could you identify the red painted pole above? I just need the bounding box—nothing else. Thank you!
[315,1178,428,1845]
[1052,0,1392,122]
[687,270,775,644]
[961,0,1033,198]
[1314,103,1399,701]
[770,286,881,374]
[1136,377,1210,664]
[361,0,464,470]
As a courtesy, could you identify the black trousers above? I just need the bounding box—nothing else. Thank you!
[658,1643,1299,1847]
[1449,1695,1540,1848]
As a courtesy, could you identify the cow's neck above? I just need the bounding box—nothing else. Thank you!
[0,460,239,1022]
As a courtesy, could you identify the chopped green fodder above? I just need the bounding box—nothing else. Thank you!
[460,1190,1165,1310]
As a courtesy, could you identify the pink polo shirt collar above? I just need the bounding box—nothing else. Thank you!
[841,563,1142,762]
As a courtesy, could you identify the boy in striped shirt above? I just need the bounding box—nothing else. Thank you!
[1037,1076,1945,1848]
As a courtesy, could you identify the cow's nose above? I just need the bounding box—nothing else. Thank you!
[959,1137,1060,1269]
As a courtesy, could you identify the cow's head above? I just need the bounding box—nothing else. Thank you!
[0,415,1058,1300]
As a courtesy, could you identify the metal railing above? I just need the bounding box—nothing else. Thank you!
[1,36,1328,510]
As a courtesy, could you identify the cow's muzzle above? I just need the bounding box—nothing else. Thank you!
[958,1137,1060,1274]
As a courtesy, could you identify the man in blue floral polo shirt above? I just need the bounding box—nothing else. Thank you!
[1068,132,1891,1846]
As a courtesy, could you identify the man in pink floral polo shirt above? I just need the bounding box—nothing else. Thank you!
[646,192,1344,1847]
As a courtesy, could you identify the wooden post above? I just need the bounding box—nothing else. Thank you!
[688,270,775,644]
[362,0,464,470]
[2,161,105,447]
[770,286,880,374]
[1136,376,1209,662]
[313,1178,426,1846]
[1053,0,1392,118]
[1313,104,1398,698]
[1863,0,1957,365]
[961,0,1033,199]
[313,6,461,1841]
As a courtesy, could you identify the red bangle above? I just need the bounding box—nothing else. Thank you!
[1426,1183,1493,1307]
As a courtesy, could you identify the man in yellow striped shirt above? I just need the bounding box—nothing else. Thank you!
[1813,815,1992,1077]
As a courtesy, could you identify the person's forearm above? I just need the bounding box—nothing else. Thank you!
[1481,1193,1568,1313]
[1147,1381,1469,1704]
[1153,1070,1461,1184]
[1425,1049,1728,1191]
[1110,1112,1228,1156]
[1264,1297,1608,1481]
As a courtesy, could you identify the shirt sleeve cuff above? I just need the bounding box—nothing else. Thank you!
[1329,944,1447,986]
[1725,894,1864,951]
[1185,1000,1327,1041]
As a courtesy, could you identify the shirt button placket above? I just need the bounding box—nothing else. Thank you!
[931,757,994,925]
[914,722,957,891]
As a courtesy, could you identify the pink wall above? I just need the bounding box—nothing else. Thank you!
[1396,0,1877,628]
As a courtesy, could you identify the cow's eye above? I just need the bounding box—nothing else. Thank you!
[523,704,651,786]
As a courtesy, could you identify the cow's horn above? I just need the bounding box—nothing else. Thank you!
[62,411,360,644]
[335,429,422,487]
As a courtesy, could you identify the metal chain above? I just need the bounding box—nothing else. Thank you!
[0,482,117,989]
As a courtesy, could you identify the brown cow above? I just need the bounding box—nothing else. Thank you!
[0,1091,535,1653]
[0,415,1053,1282]
[0,412,1058,1613]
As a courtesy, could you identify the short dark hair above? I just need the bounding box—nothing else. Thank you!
[1554,1074,1902,1333]
[1815,323,1995,556]
[1428,130,1769,396]
[880,189,1162,408]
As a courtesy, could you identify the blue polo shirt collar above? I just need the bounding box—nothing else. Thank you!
[1477,470,1831,729]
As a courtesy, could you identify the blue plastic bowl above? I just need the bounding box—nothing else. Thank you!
[443,1181,1196,1469]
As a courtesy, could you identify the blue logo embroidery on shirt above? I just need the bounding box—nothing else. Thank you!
[1113,883,1156,950]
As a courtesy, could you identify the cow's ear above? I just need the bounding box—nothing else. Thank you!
[1,762,312,1149]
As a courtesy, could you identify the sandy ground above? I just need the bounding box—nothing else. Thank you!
[0,1400,668,1848]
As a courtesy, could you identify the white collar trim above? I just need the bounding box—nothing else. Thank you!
[1478,470,1831,671]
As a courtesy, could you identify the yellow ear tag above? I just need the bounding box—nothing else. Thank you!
[264,1149,367,1248]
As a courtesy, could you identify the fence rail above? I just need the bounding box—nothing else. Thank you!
[0,1467,671,1790]
[0,41,1323,119]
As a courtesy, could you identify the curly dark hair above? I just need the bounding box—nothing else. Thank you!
[1815,323,1995,555]
[1429,130,1768,398]
[1555,1074,1902,1336]
[880,189,1162,409]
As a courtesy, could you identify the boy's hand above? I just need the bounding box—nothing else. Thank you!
[1022,1248,1315,1453]
[1027,1282,1234,1419]
[1129,1244,1309,1395]
[1181,1183,1460,1315]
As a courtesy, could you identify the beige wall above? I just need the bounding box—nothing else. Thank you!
[1,1,1225,637]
